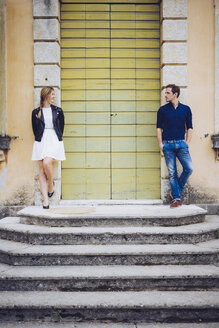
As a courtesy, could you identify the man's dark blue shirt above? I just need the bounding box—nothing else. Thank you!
[156,102,193,141]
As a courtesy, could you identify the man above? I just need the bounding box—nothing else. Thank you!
[156,84,193,208]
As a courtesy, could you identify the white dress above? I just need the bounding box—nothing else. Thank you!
[31,107,66,161]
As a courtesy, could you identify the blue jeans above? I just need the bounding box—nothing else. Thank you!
[163,140,193,200]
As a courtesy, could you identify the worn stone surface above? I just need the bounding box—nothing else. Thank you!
[34,42,60,64]
[0,291,218,322]
[34,190,42,207]
[162,42,187,64]
[20,212,206,227]
[0,262,218,291]
[0,206,7,220]
[34,19,59,41]
[0,216,218,245]
[0,202,218,324]
[0,323,218,328]
[18,205,206,227]
[0,206,25,220]
[0,323,136,328]
[162,20,187,41]
[0,238,218,266]
[33,0,60,18]
[198,204,219,215]
[0,290,219,308]
[18,205,206,220]
[34,64,60,87]
[162,0,187,18]
[181,183,219,205]
[1,263,218,279]
[60,200,163,206]
[161,65,187,87]
[160,178,171,203]
[3,185,34,207]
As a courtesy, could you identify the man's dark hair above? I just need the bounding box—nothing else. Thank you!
[166,84,180,98]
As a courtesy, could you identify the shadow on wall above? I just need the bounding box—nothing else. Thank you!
[163,182,219,206]
[0,205,25,220]
[0,183,33,219]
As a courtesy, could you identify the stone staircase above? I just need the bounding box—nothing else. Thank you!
[0,203,218,326]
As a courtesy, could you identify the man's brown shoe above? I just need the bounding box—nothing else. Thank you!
[170,199,182,208]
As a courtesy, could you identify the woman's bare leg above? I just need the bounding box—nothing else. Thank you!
[38,160,49,206]
[43,157,54,193]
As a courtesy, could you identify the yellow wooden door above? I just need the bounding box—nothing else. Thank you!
[61,2,160,200]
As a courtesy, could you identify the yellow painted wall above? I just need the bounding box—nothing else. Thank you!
[0,0,34,205]
[188,0,219,201]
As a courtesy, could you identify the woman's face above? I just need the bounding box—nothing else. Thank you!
[47,91,55,104]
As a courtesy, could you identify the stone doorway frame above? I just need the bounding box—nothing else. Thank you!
[32,0,189,203]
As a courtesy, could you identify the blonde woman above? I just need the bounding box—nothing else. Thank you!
[31,87,65,208]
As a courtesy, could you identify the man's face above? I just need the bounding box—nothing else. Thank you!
[165,88,177,103]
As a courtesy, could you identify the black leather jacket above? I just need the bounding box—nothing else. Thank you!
[32,104,65,141]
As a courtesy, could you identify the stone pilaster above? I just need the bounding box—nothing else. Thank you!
[33,0,61,205]
[160,0,188,202]
[0,0,6,135]
[215,0,219,134]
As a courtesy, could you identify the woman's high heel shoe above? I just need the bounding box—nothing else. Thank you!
[48,191,54,198]
[43,205,49,209]
[48,181,54,198]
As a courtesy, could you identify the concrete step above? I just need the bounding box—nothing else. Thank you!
[60,200,163,206]
[1,323,219,328]
[0,239,218,266]
[18,205,207,227]
[0,263,218,291]
[0,216,218,245]
[0,291,218,322]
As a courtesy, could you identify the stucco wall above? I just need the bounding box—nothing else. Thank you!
[0,0,34,205]
[0,0,218,205]
[188,0,219,202]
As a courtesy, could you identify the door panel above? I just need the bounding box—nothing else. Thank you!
[61,2,160,199]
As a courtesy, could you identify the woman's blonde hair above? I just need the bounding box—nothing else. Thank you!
[37,87,54,118]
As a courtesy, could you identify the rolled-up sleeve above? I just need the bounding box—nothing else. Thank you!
[186,107,193,129]
[156,108,163,129]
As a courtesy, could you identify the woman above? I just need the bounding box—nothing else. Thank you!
[31,87,65,209]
